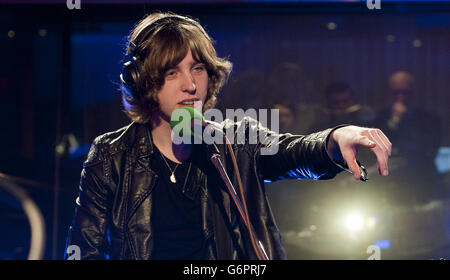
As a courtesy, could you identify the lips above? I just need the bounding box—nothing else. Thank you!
[178,98,200,107]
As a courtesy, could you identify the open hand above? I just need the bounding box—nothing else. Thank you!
[327,126,392,180]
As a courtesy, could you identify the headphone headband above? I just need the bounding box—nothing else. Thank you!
[129,15,201,56]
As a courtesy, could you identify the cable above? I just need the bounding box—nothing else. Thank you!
[209,128,267,260]
[0,177,46,260]
[224,135,267,260]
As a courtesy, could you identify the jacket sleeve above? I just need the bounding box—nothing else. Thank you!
[255,120,344,182]
[64,140,111,260]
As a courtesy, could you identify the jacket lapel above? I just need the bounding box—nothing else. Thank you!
[125,124,157,225]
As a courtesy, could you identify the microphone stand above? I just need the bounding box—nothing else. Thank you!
[173,108,268,259]
[206,142,269,260]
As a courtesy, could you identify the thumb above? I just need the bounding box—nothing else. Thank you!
[342,151,361,181]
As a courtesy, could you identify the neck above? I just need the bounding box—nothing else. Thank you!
[150,111,192,164]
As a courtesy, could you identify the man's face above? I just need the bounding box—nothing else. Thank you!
[388,72,413,106]
[156,48,208,121]
[327,90,354,112]
[389,84,412,105]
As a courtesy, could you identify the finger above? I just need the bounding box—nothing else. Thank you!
[369,140,389,176]
[369,129,389,153]
[342,150,361,180]
[375,128,391,146]
[376,129,392,156]
[368,129,391,176]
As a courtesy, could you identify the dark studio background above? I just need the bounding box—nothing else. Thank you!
[0,0,449,260]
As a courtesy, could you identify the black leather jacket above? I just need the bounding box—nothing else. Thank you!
[65,117,343,260]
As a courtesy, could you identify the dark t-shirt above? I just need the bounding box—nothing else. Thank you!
[150,146,207,260]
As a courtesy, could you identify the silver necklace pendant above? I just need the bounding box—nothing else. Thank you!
[170,173,176,183]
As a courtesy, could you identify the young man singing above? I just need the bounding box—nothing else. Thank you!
[65,12,391,260]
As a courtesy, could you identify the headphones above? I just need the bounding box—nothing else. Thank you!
[120,15,208,99]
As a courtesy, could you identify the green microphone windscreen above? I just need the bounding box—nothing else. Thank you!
[170,107,205,138]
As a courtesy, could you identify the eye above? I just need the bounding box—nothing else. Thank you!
[192,64,206,73]
[165,69,177,78]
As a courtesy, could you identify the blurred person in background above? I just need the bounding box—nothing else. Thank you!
[372,70,442,204]
[311,81,376,131]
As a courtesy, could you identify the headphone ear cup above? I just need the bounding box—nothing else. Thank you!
[120,56,140,99]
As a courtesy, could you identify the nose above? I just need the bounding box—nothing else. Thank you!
[181,72,197,94]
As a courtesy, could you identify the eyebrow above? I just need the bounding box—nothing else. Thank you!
[167,61,204,71]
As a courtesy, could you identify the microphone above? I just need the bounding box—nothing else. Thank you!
[169,106,205,137]
[169,107,221,153]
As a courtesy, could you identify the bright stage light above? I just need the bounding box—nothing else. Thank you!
[345,213,364,231]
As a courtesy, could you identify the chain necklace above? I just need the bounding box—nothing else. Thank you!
[159,152,180,183]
